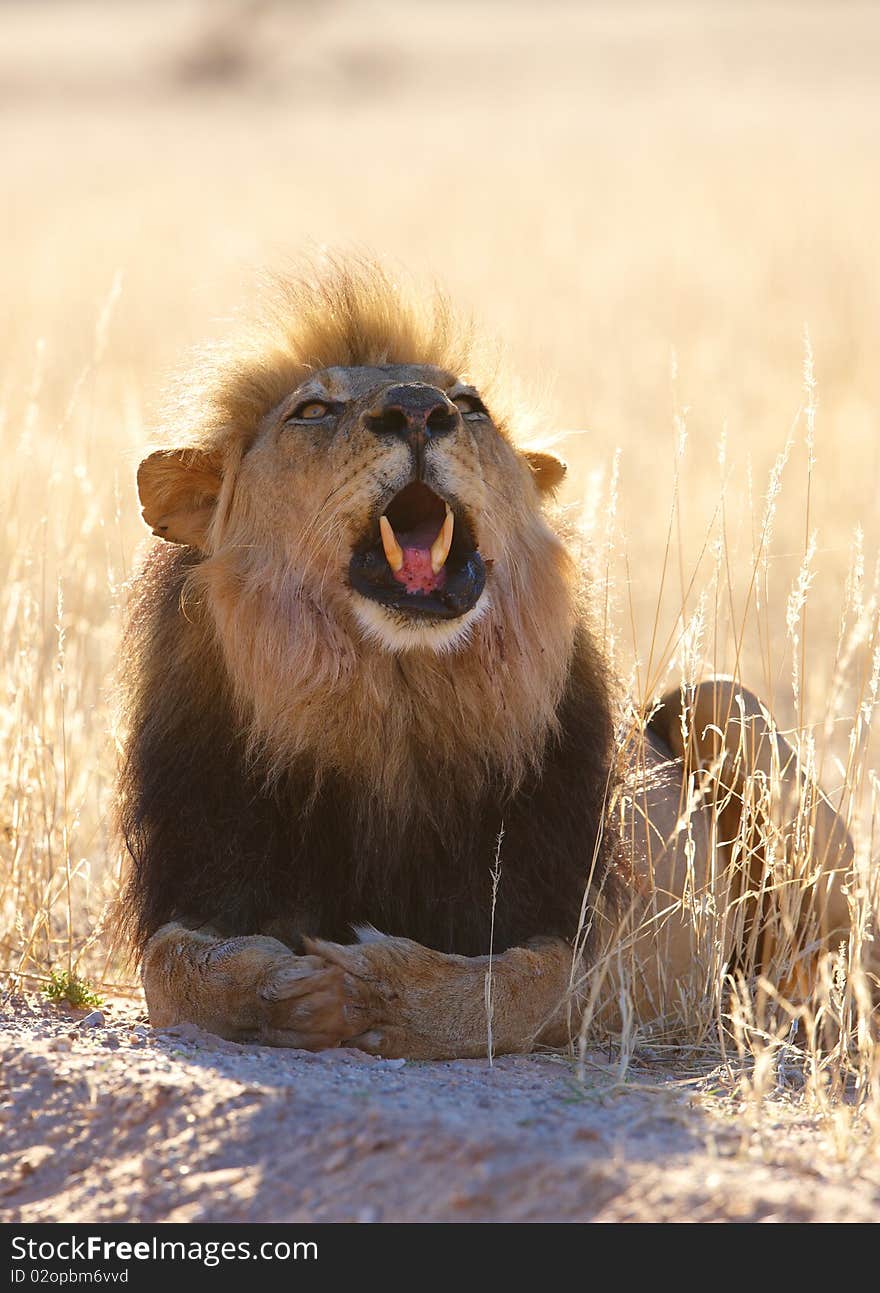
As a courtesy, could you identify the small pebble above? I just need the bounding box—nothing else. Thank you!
[79,1010,105,1030]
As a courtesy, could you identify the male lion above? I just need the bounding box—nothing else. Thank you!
[121,260,856,1058]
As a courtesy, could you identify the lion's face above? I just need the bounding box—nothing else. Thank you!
[241,362,511,652]
[141,361,567,657]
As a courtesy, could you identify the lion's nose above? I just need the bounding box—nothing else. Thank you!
[363,384,458,443]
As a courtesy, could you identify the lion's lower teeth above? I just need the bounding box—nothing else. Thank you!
[379,515,404,572]
[430,506,454,574]
[380,505,454,577]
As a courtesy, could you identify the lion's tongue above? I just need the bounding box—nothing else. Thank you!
[392,521,447,595]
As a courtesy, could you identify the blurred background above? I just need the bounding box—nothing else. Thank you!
[2,0,879,977]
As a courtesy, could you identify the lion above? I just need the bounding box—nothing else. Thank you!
[120,258,857,1059]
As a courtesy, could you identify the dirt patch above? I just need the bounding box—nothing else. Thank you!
[1,994,878,1223]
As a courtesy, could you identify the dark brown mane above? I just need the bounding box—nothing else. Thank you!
[119,544,619,959]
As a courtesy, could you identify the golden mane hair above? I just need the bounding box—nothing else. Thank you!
[162,257,500,461]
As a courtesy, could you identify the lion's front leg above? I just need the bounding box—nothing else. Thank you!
[141,921,352,1049]
[301,933,579,1060]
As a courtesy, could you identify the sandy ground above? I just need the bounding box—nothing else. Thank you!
[2,994,878,1224]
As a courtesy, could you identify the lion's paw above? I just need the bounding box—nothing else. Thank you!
[256,953,352,1049]
[301,935,456,1059]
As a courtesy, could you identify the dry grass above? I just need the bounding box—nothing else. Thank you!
[1,0,879,1141]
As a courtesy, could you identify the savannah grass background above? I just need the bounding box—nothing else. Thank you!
[1,0,879,1120]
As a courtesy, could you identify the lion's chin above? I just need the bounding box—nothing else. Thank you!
[350,588,492,655]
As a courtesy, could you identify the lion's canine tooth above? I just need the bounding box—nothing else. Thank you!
[379,514,404,572]
[431,505,454,574]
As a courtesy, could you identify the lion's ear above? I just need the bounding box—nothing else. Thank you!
[523,450,567,494]
[137,448,223,548]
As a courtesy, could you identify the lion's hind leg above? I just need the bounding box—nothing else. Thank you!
[141,921,351,1048]
[647,676,854,992]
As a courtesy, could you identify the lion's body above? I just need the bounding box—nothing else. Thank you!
[121,261,856,1058]
[121,543,613,961]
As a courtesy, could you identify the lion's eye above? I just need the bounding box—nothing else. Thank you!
[452,394,489,421]
[289,400,332,421]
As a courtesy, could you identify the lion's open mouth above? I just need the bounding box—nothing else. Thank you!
[348,482,486,620]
